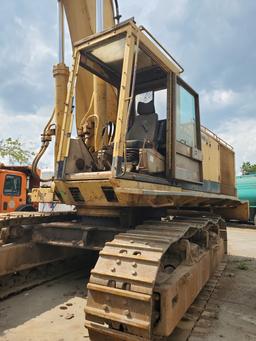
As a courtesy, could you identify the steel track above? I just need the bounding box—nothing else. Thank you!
[85,216,226,341]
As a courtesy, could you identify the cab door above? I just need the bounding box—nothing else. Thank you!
[174,77,203,183]
[2,172,26,212]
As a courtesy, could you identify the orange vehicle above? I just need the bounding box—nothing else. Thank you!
[0,164,40,213]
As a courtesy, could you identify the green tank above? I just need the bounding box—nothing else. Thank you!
[236,173,256,223]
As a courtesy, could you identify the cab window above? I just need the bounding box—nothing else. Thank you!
[4,175,22,196]
[176,81,198,148]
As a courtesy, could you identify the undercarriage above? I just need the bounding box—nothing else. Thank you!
[0,209,226,340]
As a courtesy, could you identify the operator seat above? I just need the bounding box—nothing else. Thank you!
[126,100,158,148]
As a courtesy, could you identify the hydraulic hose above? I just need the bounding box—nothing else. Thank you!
[31,110,55,183]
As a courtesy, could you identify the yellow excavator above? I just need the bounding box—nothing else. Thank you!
[0,1,249,340]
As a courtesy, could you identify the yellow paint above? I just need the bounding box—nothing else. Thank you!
[53,63,69,161]
[63,0,117,153]
[44,17,240,218]
[201,130,220,183]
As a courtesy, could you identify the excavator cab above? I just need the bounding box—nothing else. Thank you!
[55,20,203,208]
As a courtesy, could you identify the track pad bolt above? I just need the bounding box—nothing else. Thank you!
[103,304,109,312]
[132,262,137,268]
[124,309,131,318]
[154,293,160,301]
[111,267,116,272]
[153,311,160,321]
[132,271,137,276]
[116,259,121,265]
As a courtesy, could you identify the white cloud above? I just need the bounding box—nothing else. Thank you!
[0,11,71,171]
[0,100,50,136]
[200,88,237,112]
[12,16,57,88]
[0,100,54,169]
[164,0,189,22]
[217,118,256,174]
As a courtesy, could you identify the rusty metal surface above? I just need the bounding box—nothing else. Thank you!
[168,260,227,341]
[0,212,124,279]
[0,242,83,277]
[0,211,76,228]
[32,221,124,250]
[0,211,79,252]
[0,211,124,280]
[0,211,76,245]
[85,217,226,340]
[0,212,88,278]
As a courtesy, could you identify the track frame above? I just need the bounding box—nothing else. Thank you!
[85,216,226,340]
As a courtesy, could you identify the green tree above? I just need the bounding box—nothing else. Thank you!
[0,138,34,165]
[241,161,256,175]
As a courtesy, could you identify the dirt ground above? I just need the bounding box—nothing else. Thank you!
[0,227,256,341]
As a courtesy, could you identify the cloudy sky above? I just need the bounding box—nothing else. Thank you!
[0,0,256,172]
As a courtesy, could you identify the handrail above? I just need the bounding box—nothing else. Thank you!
[201,125,234,151]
